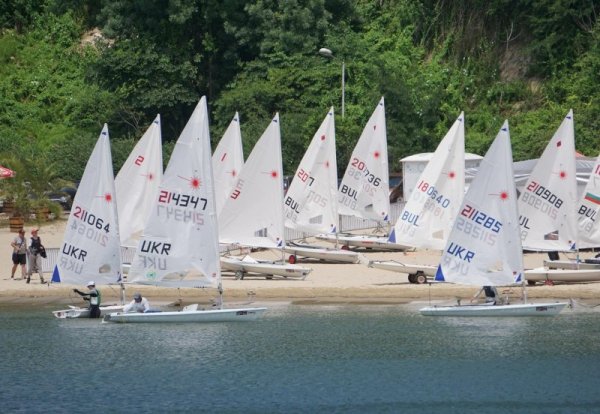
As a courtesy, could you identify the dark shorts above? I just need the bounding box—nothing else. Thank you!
[12,253,26,265]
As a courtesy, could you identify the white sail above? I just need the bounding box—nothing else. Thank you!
[212,112,244,216]
[52,125,122,285]
[115,115,163,247]
[518,110,577,251]
[435,121,523,286]
[578,152,600,248]
[338,97,390,223]
[284,107,338,234]
[389,112,465,250]
[219,114,285,248]
[128,97,221,288]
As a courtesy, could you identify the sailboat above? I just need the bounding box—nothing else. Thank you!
[315,97,411,250]
[517,110,600,283]
[282,107,360,264]
[115,115,163,248]
[577,152,600,249]
[212,112,244,217]
[52,125,125,318]
[420,121,567,316]
[544,151,600,270]
[218,113,312,279]
[369,112,466,282]
[104,97,266,323]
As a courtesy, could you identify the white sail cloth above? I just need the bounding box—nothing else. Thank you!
[128,97,221,288]
[338,97,390,223]
[389,112,465,250]
[517,110,577,251]
[52,125,122,285]
[115,115,163,247]
[219,114,285,248]
[436,121,523,286]
[284,107,338,234]
[212,113,244,216]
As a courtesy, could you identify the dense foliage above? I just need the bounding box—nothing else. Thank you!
[0,0,598,193]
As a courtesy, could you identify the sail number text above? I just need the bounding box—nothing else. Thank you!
[159,190,207,210]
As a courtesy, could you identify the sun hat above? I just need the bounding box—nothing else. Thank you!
[87,281,95,287]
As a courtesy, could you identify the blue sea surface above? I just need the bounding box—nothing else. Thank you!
[1,303,600,413]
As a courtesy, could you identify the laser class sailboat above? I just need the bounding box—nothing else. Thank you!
[369,112,465,282]
[104,97,266,323]
[517,110,600,283]
[218,113,312,279]
[420,121,567,316]
[52,125,125,318]
[282,107,360,263]
[315,97,411,250]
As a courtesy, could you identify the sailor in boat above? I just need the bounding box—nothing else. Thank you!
[72,281,102,318]
[123,292,151,313]
[471,286,500,305]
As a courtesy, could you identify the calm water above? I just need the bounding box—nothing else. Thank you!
[2,302,600,413]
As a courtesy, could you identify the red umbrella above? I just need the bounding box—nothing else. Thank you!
[0,166,15,178]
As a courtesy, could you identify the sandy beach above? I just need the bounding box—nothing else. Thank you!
[1,218,599,308]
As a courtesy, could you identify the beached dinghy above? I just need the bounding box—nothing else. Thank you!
[516,110,600,283]
[218,113,312,278]
[104,97,266,323]
[369,112,465,281]
[368,261,436,284]
[420,122,567,317]
[51,125,125,318]
[543,258,600,271]
[283,242,361,264]
[314,232,413,250]
[281,107,359,263]
[221,255,312,279]
[524,267,600,284]
[315,98,411,250]
[574,149,600,250]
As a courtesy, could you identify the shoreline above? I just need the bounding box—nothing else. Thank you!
[2,219,600,308]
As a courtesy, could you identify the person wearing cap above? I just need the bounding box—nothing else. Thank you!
[10,229,27,280]
[26,228,45,284]
[123,292,151,313]
[73,281,102,318]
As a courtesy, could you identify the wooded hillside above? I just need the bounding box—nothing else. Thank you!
[0,0,598,183]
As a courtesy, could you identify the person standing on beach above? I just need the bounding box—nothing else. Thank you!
[10,229,27,280]
[73,281,102,318]
[26,228,45,284]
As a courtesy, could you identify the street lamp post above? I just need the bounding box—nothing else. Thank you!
[319,47,345,118]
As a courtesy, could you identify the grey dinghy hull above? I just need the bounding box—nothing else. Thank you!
[103,306,267,323]
[419,302,567,317]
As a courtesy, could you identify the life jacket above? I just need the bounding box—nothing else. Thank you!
[483,286,496,298]
[90,288,101,306]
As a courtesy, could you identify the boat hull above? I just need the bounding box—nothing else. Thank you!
[525,267,600,284]
[315,233,413,251]
[103,307,268,323]
[368,261,436,283]
[221,256,311,279]
[419,302,567,317]
[53,305,124,319]
[283,243,360,264]
[543,260,600,270]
